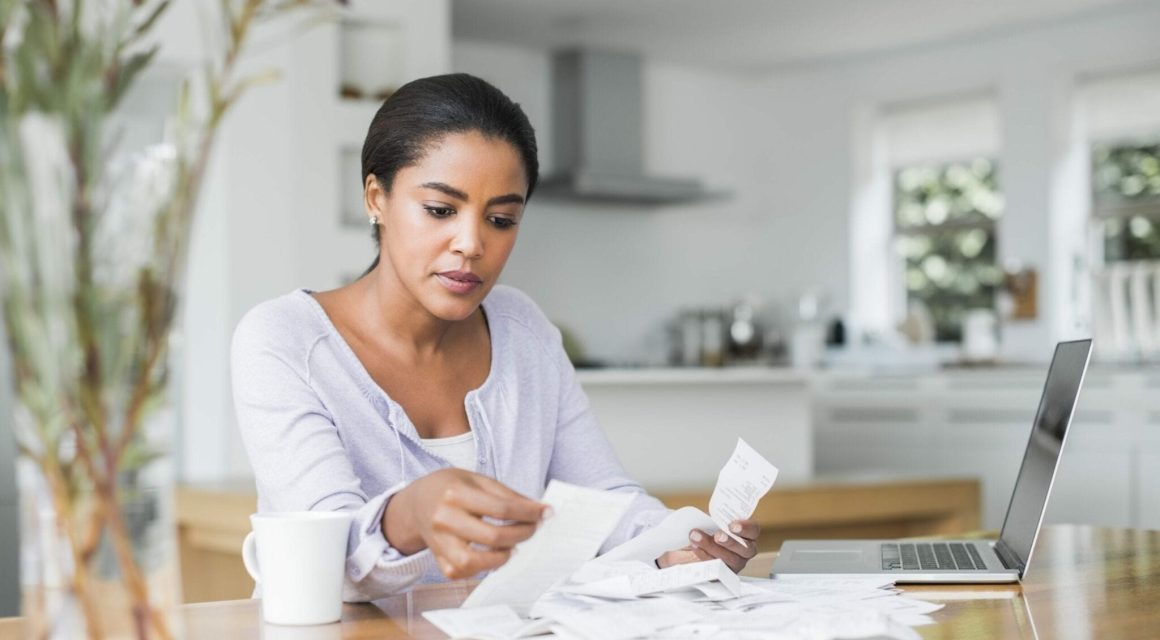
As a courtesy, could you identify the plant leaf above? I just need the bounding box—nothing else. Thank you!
[107,46,158,109]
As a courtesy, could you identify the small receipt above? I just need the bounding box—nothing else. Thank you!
[708,438,778,544]
[630,558,742,597]
[558,559,741,600]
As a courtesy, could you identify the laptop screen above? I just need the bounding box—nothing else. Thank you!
[998,339,1091,571]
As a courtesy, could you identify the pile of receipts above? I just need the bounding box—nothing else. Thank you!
[428,567,941,640]
[422,439,943,640]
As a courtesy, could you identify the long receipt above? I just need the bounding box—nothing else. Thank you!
[709,438,779,544]
[461,480,632,614]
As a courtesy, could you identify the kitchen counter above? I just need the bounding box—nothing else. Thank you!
[575,366,810,385]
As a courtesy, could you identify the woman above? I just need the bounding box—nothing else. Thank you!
[231,73,759,601]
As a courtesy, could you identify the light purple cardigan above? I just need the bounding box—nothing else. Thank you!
[230,285,670,601]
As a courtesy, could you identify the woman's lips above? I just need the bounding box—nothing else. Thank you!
[436,271,482,294]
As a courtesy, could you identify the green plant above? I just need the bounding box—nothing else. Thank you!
[0,1,340,637]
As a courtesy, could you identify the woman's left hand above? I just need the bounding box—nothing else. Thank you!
[656,519,760,574]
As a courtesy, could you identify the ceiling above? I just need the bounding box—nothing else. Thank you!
[452,0,1144,70]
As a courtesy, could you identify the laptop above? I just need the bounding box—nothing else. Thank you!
[772,339,1092,583]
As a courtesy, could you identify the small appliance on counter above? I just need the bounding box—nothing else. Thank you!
[669,297,776,367]
[673,308,726,367]
[961,308,1000,363]
[789,291,827,369]
[727,299,763,361]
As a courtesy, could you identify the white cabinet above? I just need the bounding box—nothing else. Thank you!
[814,367,1160,530]
[813,376,938,477]
[578,368,812,493]
[1044,406,1134,528]
[1140,383,1160,530]
[1139,447,1160,530]
[815,372,1036,528]
[1054,369,1160,529]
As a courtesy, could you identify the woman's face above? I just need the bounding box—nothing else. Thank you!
[369,130,528,322]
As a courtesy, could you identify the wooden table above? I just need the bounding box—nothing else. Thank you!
[175,475,981,603]
[2,525,1157,639]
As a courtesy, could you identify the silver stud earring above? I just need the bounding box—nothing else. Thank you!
[369,215,380,226]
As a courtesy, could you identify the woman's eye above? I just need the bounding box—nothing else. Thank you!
[489,216,518,230]
[424,206,454,218]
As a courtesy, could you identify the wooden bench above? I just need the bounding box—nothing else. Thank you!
[176,484,257,603]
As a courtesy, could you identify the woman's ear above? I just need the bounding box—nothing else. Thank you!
[364,174,387,222]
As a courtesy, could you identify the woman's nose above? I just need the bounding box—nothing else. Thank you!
[450,218,484,259]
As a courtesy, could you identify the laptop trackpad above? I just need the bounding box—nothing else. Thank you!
[792,549,863,566]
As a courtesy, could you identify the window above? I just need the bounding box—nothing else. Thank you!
[893,159,1004,341]
[1081,69,1160,361]
[1093,140,1160,261]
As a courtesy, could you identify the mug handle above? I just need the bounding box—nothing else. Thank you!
[241,531,261,584]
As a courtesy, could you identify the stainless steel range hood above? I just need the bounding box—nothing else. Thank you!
[536,50,718,206]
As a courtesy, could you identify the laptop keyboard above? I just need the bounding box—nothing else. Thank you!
[881,542,988,571]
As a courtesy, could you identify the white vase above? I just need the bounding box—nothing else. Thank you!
[16,421,184,639]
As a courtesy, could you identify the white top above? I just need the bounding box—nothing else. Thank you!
[419,431,477,472]
[231,285,669,601]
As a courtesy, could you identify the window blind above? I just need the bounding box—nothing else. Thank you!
[880,94,1000,168]
[1081,69,1160,142]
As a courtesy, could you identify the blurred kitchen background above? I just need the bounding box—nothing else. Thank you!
[3,0,1160,613]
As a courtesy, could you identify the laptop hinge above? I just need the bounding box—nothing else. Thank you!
[993,540,1025,575]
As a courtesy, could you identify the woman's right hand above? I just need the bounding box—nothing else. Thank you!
[382,468,548,579]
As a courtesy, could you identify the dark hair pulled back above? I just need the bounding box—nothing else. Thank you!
[360,73,539,273]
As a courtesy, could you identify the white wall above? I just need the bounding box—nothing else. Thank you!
[454,2,1160,365]
[840,2,1160,361]
[453,43,795,364]
[155,0,1160,482]
[153,0,451,481]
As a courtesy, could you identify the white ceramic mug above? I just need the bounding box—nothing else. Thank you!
[242,511,353,626]
[260,621,343,640]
